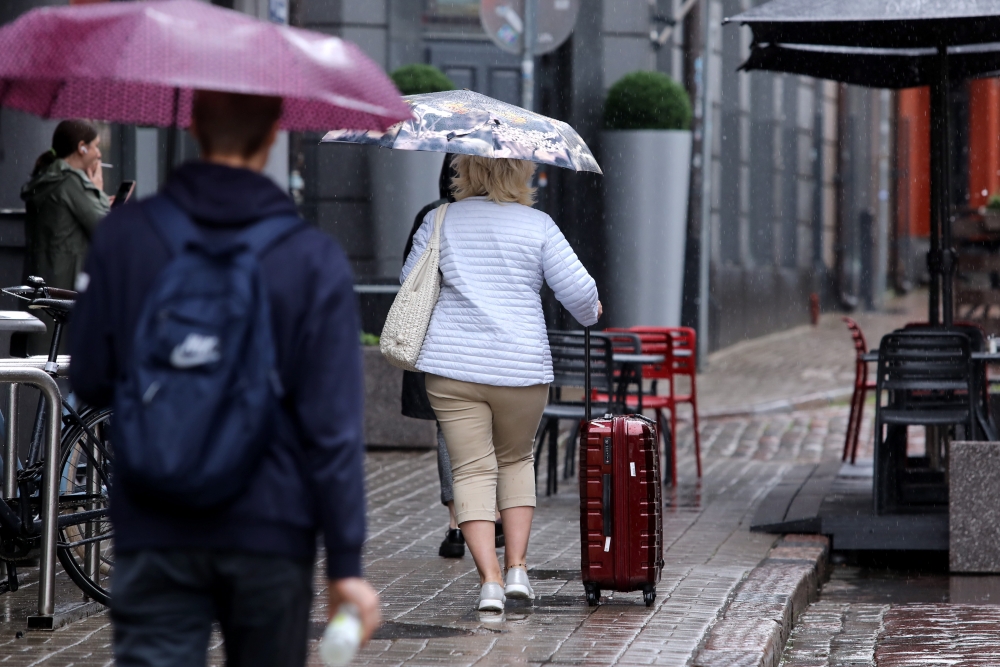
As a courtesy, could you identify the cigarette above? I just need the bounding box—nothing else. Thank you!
[101,162,113,169]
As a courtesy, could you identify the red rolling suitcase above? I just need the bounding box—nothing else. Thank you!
[579,329,664,607]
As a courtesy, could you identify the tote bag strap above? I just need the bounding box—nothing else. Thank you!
[428,202,448,249]
[407,203,448,292]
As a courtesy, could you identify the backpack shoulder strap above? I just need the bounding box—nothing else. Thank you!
[238,215,308,257]
[142,194,202,257]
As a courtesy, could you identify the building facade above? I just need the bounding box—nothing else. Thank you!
[0,0,896,353]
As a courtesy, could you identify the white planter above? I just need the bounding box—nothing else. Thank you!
[370,149,445,278]
[602,130,692,328]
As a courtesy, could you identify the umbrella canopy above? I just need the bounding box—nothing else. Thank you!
[322,89,602,174]
[0,0,411,132]
[730,0,1000,49]
[740,42,1000,89]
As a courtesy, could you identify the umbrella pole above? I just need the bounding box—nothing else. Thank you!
[165,87,180,174]
[930,46,955,327]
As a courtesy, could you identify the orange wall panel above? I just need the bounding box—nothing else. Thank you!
[969,78,1000,209]
[897,87,931,238]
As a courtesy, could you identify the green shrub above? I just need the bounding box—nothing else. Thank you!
[390,64,455,96]
[603,71,692,131]
[360,332,380,347]
[988,192,1000,211]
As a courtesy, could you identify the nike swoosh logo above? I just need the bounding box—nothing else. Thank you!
[170,333,221,369]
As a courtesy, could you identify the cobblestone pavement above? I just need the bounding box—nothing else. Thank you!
[697,291,925,416]
[780,572,1000,667]
[780,543,1000,666]
[0,403,863,666]
[0,292,933,665]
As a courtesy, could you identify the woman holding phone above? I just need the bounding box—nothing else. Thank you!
[21,119,110,353]
[21,119,110,294]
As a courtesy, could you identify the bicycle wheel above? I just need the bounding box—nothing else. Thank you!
[57,406,113,606]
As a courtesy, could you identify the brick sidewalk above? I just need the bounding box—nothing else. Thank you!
[0,405,861,666]
[780,572,1000,667]
[697,291,925,416]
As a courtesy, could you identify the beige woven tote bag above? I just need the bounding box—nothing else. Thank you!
[380,203,449,371]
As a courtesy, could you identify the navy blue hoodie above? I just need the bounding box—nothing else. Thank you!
[69,161,366,579]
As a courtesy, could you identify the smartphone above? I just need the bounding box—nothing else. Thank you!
[111,180,136,208]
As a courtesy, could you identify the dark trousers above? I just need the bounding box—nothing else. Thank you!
[112,550,314,667]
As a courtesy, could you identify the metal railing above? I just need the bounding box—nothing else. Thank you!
[0,357,69,628]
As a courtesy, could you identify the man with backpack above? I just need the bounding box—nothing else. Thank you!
[68,90,379,666]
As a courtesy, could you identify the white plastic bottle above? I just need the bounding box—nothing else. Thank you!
[319,604,362,667]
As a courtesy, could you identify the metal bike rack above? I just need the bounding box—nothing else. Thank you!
[0,365,64,629]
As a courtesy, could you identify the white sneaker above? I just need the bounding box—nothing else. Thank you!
[504,567,534,600]
[478,581,505,611]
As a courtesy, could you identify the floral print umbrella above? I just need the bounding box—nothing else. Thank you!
[322,89,602,174]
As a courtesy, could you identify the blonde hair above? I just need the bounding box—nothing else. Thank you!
[451,155,537,206]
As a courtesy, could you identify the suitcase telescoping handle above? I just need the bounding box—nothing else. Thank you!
[586,327,612,537]
[584,326,591,422]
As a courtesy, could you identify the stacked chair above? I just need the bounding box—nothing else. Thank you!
[873,330,985,513]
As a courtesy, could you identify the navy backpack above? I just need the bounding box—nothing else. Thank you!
[114,195,304,511]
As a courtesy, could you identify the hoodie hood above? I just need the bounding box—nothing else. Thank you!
[163,161,297,226]
[21,159,92,205]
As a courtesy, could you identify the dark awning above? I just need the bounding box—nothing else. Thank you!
[740,42,1000,89]
[726,0,1000,49]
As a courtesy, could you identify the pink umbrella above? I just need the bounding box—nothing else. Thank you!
[0,0,411,132]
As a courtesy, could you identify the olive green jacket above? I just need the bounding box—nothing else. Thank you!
[20,159,110,291]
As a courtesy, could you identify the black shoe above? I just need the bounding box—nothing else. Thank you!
[495,520,505,549]
[439,528,465,558]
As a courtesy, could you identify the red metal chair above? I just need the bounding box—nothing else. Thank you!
[604,326,703,486]
[842,317,876,463]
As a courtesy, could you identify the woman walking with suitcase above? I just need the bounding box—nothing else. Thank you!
[401,154,600,611]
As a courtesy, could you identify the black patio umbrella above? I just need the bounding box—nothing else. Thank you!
[741,42,1000,90]
[726,0,1000,326]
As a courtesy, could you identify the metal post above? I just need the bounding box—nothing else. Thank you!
[3,383,16,499]
[927,49,947,325]
[936,46,955,327]
[697,0,714,369]
[0,368,65,628]
[521,0,537,112]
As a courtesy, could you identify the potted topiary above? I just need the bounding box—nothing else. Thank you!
[369,64,455,278]
[601,71,693,327]
[984,192,1000,231]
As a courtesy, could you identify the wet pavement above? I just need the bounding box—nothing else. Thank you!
[0,404,859,666]
[1,291,977,666]
[696,291,925,416]
[781,560,1000,666]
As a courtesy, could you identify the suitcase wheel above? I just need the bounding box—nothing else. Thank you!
[584,583,601,607]
[643,586,656,608]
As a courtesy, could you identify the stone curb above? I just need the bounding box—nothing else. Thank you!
[693,534,830,667]
[700,387,855,421]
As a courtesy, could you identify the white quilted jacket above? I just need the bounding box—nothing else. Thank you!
[400,197,599,387]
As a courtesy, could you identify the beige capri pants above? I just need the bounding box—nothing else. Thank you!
[425,375,549,525]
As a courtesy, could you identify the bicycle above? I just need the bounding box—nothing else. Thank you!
[0,276,113,606]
